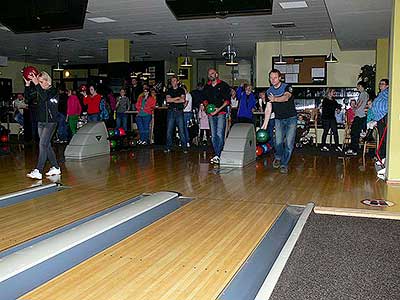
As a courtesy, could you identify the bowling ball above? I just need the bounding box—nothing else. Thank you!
[110,140,117,148]
[206,104,216,114]
[118,127,126,136]
[114,128,120,137]
[0,135,8,143]
[256,129,269,143]
[79,84,87,92]
[22,66,39,80]
[108,129,115,137]
[256,145,263,156]
[261,144,268,154]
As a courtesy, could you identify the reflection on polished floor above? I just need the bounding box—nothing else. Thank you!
[1,145,399,299]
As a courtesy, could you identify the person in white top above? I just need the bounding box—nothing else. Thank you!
[182,85,193,147]
[13,93,28,126]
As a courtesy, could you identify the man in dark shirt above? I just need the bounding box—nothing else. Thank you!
[202,68,231,164]
[130,78,143,106]
[261,69,297,174]
[165,75,187,153]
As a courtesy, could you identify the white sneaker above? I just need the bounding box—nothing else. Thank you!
[345,149,357,156]
[27,169,42,180]
[210,155,220,164]
[46,167,61,176]
[47,174,61,183]
[320,146,329,152]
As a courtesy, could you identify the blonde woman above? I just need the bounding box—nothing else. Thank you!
[24,71,61,179]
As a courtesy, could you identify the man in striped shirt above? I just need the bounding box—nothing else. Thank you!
[371,78,389,159]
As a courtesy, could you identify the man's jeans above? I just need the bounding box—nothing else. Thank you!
[116,112,128,132]
[274,116,297,167]
[166,109,187,150]
[208,114,227,157]
[184,111,193,145]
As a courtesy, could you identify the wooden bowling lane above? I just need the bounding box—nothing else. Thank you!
[0,188,140,252]
[21,199,285,300]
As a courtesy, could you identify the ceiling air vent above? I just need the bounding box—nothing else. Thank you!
[171,43,190,48]
[271,22,296,28]
[132,31,156,36]
[50,37,78,42]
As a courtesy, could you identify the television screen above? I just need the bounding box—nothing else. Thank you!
[0,0,88,33]
[166,0,273,20]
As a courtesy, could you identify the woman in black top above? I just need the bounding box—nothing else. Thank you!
[320,88,342,152]
[25,71,61,180]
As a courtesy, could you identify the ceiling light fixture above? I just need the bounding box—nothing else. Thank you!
[275,30,287,65]
[222,33,238,66]
[142,68,151,76]
[53,44,64,71]
[180,35,192,68]
[23,46,28,66]
[325,28,338,63]
[166,69,175,76]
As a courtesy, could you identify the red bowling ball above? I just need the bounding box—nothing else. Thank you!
[22,66,39,81]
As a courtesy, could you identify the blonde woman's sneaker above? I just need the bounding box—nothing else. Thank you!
[46,167,61,176]
[27,169,42,180]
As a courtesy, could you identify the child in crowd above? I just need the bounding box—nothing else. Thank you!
[346,99,356,125]
[66,90,82,136]
[198,103,210,145]
[115,88,130,132]
[363,99,377,141]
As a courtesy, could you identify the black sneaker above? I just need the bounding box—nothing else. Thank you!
[164,148,171,153]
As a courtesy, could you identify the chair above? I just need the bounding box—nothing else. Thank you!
[362,127,379,162]
[343,111,352,149]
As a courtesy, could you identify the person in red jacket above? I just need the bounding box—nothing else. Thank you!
[83,85,101,122]
[135,88,156,145]
[66,90,82,135]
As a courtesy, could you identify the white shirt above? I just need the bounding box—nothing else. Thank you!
[231,97,238,108]
[184,92,192,112]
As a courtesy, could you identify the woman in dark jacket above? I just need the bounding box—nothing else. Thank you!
[25,71,61,180]
[320,88,342,152]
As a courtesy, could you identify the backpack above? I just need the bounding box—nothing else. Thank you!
[99,97,110,120]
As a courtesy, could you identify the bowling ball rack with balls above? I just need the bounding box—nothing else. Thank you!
[107,127,134,151]
[255,129,272,157]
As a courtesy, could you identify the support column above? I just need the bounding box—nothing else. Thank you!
[387,0,400,182]
[375,38,389,92]
[108,39,130,63]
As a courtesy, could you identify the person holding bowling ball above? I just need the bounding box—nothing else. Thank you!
[202,68,231,164]
[261,69,297,174]
[24,71,61,180]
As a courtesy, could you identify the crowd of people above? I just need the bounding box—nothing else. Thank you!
[15,67,389,179]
